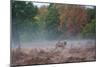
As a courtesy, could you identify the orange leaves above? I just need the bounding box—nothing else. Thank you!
[56,4,88,34]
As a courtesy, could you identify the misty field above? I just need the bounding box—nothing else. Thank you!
[11,39,96,66]
[11,1,96,66]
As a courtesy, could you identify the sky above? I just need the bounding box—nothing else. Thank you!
[33,2,50,7]
[33,2,94,9]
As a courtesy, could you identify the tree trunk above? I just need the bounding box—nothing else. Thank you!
[12,23,21,50]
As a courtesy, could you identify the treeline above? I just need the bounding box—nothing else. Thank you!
[12,1,96,43]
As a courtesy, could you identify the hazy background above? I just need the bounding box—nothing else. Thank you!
[11,1,96,48]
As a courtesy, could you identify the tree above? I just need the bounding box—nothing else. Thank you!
[56,4,88,36]
[81,7,96,38]
[45,4,60,39]
[81,19,96,38]
[87,6,96,21]
[12,1,38,48]
[34,6,48,40]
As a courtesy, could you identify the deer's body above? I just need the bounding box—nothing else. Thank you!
[55,41,67,49]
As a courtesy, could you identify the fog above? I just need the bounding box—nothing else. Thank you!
[11,38,95,49]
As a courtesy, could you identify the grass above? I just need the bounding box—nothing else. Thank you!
[11,43,96,66]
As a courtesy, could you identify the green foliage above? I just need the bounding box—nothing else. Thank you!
[12,1,38,22]
[80,7,96,38]
[87,6,96,20]
[45,4,61,39]
[12,1,38,42]
[81,19,96,38]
